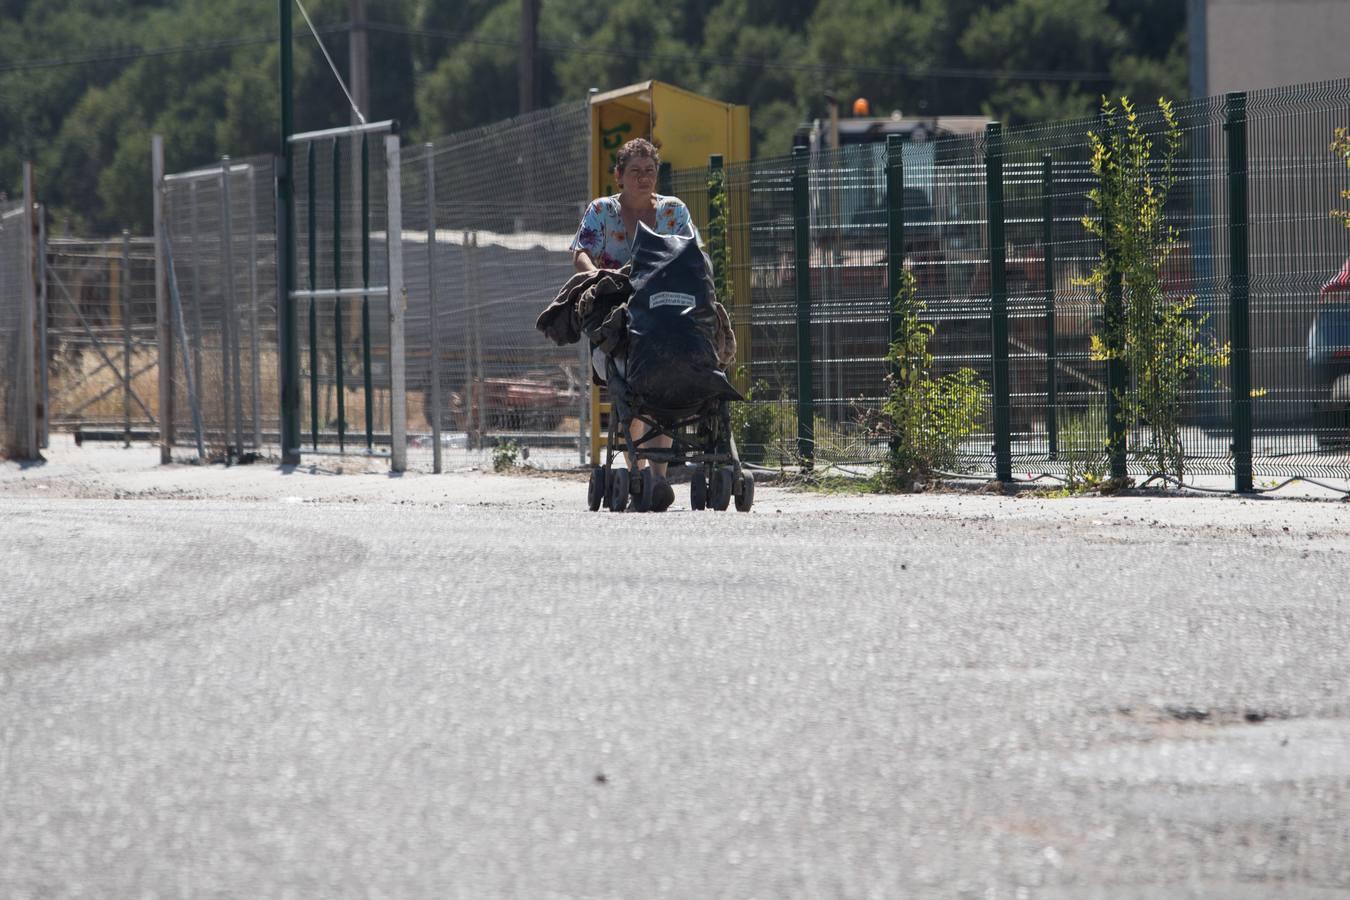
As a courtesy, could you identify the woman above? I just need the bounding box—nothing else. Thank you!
[571,137,696,274]
[570,138,698,505]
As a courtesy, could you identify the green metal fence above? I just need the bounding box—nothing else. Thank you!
[130,76,1350,490]
[658,76,1350,489]
[0,173,40,460]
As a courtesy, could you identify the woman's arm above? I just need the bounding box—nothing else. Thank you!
[571,200,604,273]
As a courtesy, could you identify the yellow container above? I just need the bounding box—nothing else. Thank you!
[586,81,751,464]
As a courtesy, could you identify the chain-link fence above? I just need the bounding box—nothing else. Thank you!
[160,155,279,458]
[1,190,40,459]
[119,76,1350,489]
[400,103,591,472]
[44,235,159,437]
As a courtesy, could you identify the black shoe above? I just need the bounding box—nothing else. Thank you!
[651,480,675,512]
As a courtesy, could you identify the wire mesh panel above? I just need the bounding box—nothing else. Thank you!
[1246,79,1350,478]
[403,103,590,472]
[1000,121,1109,477]
[805,144,892,464]
[45,236,158,435]
[735,155,799,466]
[290,134,391,456]
[162,156,279,457]
[917,135,996,474]
[0,200,38,457]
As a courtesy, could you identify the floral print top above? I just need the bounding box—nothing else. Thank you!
[569,194,697,269]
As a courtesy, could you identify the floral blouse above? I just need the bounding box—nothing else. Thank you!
[569,194,697,269]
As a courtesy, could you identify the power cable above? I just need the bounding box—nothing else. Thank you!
[292,0,366,124]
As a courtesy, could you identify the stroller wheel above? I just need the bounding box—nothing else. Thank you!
[734,471,755,512]
[635,468,656,512]
[587,466,605,511]
[690,470,708,510]
[710,466,734,511]
[609,467,630,512]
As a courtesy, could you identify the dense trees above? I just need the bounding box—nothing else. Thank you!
[0,0,1186,232]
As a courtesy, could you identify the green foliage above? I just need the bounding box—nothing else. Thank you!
[1332,128,1350,228]
[706,164,732,306]
[492,439,520,471]
[0,0,1187,229]
[1081,95,1229,482]
[872,271,988,487]
[730,373,782,465]
[1057,403,1108,493]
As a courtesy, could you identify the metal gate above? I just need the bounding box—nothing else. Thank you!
[45,234,159,439]
[281,120,405,467]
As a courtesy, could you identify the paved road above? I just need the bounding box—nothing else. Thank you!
[2,452,1349,898]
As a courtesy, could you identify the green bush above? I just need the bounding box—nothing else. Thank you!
[1058,403,1108,492]
[1081,95,1229,481]
[492,439,520,472]
[871,271,989,487]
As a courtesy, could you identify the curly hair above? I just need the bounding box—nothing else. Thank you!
[615,138,660,174]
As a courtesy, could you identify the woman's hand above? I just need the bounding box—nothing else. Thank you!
[573,249,597,273]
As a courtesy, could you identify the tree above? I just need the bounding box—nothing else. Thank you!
[959,0,1127,124]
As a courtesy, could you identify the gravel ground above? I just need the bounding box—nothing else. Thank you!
[2,439,1349,899]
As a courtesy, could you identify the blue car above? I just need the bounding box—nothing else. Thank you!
[1309,258,1350,447]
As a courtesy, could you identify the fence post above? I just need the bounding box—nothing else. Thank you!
[425,145,443,474]
[332,138,345,452]
[246,165,262,451]
[1102,118,1129,480]
[153,136,173,462]
[986,123,1012,482]
[385,134,407,472]
[1042,153,1058,460]
[1226,91,1253,492]
[361,135,374,450]
[278,0,299,464]
[657,161,672,198]
[708,154,724,293]
[307,141,318,449]
[220,157,243,454]
[37,201,48,449]
[886,134,904,459]
[17,162,39,459]
[121,229,132,446]
[792,144,813,469]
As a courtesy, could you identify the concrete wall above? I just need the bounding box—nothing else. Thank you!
[1205,0,1350,95]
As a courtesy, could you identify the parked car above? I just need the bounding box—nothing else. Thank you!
[1308,257,1350,447]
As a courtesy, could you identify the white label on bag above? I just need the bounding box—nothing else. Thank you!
[650,291,696,309]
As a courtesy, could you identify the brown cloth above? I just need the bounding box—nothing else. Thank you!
[536,263,735,370]
[535,266,633,346]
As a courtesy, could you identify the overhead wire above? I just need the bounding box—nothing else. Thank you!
[0,21,1117,85]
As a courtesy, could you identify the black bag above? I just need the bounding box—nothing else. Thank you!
[623,223,743,409]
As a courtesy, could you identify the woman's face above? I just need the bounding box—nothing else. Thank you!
[616,156,658,197]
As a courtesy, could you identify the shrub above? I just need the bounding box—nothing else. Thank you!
[1081,95,1229,482]
[871,271,989,487]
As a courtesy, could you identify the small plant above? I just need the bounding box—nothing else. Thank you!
[492,439,520,472]
[730,369,778,465]
[707,165,733,308]
[1331,127,1350,227]
[870,270,989,488]
[1081,95,1229,482]
[1057,403,1109,493]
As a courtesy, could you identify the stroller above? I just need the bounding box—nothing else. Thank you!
[586,223,755,513]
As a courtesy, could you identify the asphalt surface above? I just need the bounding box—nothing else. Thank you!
[2,445,1349,899]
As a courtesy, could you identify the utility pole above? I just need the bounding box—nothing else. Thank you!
[519,0,539,114]
[349,0,370,126]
